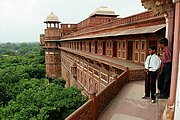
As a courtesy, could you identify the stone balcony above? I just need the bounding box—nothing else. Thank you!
[98,81,166,120]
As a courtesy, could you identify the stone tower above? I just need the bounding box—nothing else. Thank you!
[44,12,61,78]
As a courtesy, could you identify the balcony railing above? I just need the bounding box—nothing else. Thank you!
[65,69,129,120]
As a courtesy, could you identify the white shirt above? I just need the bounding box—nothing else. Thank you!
[144,54,161,72]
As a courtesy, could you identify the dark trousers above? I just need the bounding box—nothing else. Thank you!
[145,71,157,100]
[158,63,172,97]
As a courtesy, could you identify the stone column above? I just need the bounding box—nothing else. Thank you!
[164,3,174,48]
[162,0,180,119]
[169,0,180,106]
[164,13,168,38]
[88,86,97,120]
[113,74,118,95]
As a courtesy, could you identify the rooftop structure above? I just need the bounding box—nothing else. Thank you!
[89,6,118,17]
[44,12,60,23]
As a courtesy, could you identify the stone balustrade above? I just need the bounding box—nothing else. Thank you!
[65,69,129,120]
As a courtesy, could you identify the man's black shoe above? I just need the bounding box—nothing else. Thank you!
[142,96,150,99]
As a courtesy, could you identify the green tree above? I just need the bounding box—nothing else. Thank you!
[0,43,88,120]
[1,81,87,120]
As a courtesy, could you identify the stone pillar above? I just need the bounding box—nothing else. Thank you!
[169,0,180,107]
[113,74,118,95]
[162,0,180,119]
[164,13,168,38]
[88,86,97,120]
[164,3,174,48]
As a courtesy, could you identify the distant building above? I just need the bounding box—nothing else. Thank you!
[40,6,165,94]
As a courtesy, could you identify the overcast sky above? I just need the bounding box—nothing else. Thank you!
[0,0,146,43]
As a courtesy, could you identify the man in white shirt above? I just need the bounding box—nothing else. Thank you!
[142,45,161,103]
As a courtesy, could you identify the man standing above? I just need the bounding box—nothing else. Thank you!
[142,45,161,103]
[158,38,172,99]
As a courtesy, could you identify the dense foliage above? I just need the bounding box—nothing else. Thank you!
[0,43,87,120]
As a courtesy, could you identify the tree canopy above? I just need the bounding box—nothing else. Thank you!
[0,43,87,120]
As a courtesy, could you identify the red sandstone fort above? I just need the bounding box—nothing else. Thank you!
[40,1,180,119]
[40,6,165,93]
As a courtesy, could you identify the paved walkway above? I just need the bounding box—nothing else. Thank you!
[98,81,166,120]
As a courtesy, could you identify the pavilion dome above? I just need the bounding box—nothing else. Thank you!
[45,12,59,22]
[89,6,117,17]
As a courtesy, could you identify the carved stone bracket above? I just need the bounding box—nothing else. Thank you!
[141,0,173,14]
[141,0,163,13]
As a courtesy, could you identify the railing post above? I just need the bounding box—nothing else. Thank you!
[88,85,97,120]
[112,74,118,95]
[125,67,129,82]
